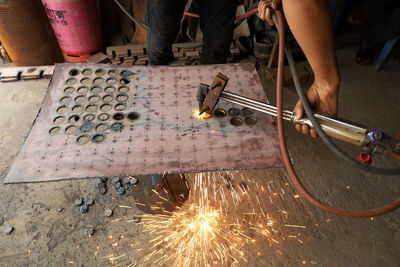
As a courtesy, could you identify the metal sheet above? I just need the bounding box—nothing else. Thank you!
[5,63,283,183]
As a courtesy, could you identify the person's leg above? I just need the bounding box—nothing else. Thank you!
[196,0,236,64]
[362,0,395,24]
[357,0,400,64]
[145,0,187,65]
[363,8,400,47]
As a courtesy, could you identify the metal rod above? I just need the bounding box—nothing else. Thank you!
[220,95,292,120]
[221,91,293,116]
[219,94,292,121]
[220,91,293,119]
[220,91,367,135]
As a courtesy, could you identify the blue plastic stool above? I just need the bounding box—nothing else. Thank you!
[375,37,400,71]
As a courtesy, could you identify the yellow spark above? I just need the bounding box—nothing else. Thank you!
[158,195,168,201]
[284,224,306,229]
[192,108,212,120]
[119,205,133,209]
[133,171,308,265]
[109,253,126,261]
[100,254,114,259]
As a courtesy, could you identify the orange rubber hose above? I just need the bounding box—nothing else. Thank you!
[274,10,400,218]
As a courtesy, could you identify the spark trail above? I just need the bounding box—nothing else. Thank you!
[137,171,305,266]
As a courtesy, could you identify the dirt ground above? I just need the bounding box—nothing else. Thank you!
[0,47,399,267]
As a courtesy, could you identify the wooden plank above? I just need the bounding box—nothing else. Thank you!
[184,51,200,58]
[135,60,147,65]
[86,52,109,64]
[107,44,147,57]
[0,68,22,81]
[21,68,43,80]
[174,52,184,58]
[0,65,54,82]
[43,66,55,78]
[181,47,195,52]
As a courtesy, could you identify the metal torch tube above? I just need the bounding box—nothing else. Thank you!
[219,91,368,146]
[220,94,292,120]
[220,92,292,119]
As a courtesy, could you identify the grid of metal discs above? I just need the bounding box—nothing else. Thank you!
[213,107,258,127]
[49,67,137,145]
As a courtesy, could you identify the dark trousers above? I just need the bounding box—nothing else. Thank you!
[363,0,400,46]
[145,0,237,65]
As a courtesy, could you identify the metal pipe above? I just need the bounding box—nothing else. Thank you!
[219,91,368,145]
[220,94,292,120]
[222,91,292,115]
[220,91,293,118]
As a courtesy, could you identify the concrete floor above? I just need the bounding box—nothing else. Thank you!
[0,47,399,266]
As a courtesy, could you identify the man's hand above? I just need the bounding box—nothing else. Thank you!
[293,82,338,138]
[258,0,281,25]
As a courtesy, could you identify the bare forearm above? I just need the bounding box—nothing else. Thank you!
[282,0,340,92]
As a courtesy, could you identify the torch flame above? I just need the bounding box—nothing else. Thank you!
[193,108,212,120]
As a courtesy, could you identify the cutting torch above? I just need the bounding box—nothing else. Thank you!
[197,73,400,164]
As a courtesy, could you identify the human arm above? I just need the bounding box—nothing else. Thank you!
[258,0,340,137]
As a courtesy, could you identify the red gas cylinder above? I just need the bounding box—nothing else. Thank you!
[41,0,103,62]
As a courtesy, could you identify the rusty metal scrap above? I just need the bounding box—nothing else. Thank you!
[199,73,229,115]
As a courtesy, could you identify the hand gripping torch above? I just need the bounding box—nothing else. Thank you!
[197,9,400,219]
